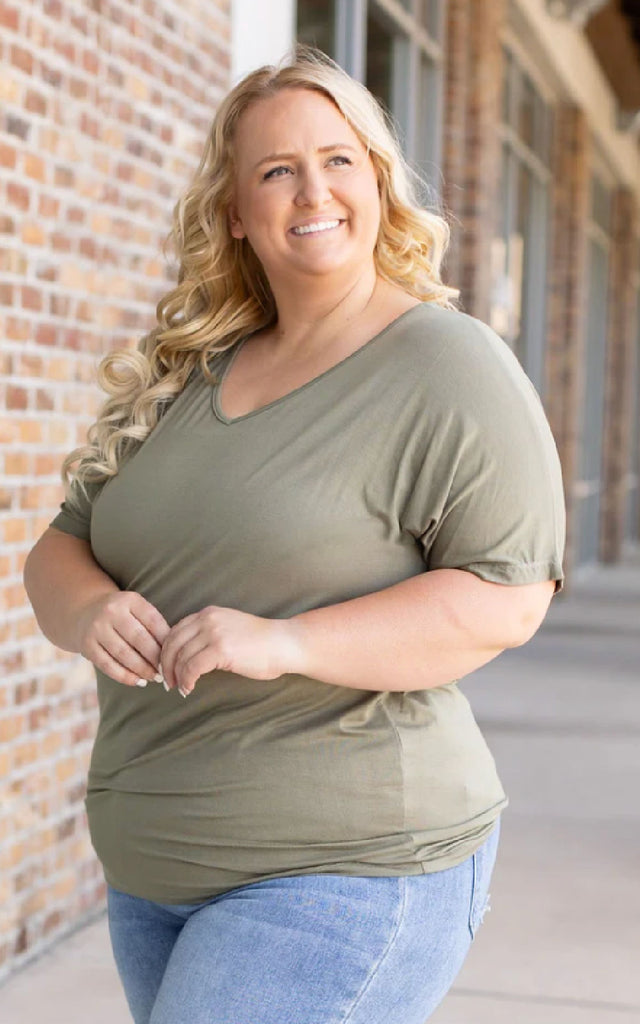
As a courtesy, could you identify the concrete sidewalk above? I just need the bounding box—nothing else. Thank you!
[1,553,639,1023]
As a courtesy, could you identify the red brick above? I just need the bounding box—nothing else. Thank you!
[23,153,46,181]
[38,195,60,218]
[0,2,19,30]
[5,452,31,474]
[7,183,29,211]
[21,286,43,312]
[0,143,16,168]
[6,385,28,410]
[54,166,75,188]
[10,44,33,74]
[25,90,47,117]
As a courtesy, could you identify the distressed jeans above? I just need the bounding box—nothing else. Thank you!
[107,820,500,1024]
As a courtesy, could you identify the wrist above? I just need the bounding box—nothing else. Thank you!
[273,616,311,678]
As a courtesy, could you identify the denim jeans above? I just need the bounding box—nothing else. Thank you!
[107,820,500,1024]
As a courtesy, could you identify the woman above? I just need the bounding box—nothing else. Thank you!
[24,47,565,1024]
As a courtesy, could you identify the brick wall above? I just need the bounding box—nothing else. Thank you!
[0,0,230,981]
[442,4,640,573]
[442,0,506,321]
[601,188,639,561]
[544,105,591,577]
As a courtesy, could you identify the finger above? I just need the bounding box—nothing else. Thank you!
[93,642,152,688]
[173,641,217,696]
[160,622,202,689]
[172,637,213,693]
[121,612,163,674]
[107,625,161,681]
[128,594,171,646]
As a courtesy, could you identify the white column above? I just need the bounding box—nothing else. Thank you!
[231,0,297,84]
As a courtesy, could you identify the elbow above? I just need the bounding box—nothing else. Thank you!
[507,581,556,648]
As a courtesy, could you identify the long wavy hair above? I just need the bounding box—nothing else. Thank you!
[62,45,460,507]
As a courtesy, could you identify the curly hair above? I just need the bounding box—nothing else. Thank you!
[62,45,460,507]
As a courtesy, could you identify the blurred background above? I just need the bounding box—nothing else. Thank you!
[1,1,638,1021]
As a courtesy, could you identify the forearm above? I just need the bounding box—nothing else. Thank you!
[23,527,119,653]
[284,569,552,692]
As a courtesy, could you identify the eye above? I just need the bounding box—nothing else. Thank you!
[262,165,291,180]
[262,155,353,181]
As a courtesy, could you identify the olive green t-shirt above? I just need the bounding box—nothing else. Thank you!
[50,303,565,903]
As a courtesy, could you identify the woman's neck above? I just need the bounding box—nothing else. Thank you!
[264,271,398,362]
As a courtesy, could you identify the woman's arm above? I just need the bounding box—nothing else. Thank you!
[23,527,170,684]
[160,569,556,695]
[281,568,556,692]
[24,527,119,652]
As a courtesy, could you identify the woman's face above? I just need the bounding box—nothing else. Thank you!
[228,88,382,286]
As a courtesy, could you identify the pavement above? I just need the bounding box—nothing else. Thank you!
[1,551,639,1024]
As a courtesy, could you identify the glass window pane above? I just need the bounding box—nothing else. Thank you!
[511,162,531,361]
[296,0,336,59]
[366,8,393,114]
[419,0,442,37]
[490,145,512,339]
[626,285,640,540]
[366,7,410,146]
[518,74,535,148]
[502,47,512,125]
[591,176,611,234]
[416,53,440,193]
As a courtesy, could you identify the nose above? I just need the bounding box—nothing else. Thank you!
[294,165,332,207]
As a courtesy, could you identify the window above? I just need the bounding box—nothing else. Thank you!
[490,47,553,393]
[575,172,612,566]
[296,0,336,58]
[296,0,445,196]
[625,247,640,543]
[366,4,411,144]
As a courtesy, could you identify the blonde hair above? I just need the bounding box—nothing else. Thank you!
[62,45,460,505]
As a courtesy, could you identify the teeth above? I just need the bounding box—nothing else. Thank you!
[291,220,341,236]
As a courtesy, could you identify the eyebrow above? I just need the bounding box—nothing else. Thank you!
[253,143,359,171]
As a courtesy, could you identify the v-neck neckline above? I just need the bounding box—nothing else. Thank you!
[210,303,426,426]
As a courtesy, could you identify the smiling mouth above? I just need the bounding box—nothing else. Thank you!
[290,219,344,237]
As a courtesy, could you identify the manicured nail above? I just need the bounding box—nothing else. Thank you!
[178,687,190,698]
[153,672,164,683]
[162,679,171,692]
[135,678,148,688]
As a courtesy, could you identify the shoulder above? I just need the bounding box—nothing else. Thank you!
[395,303,517,369]
[395,303,543,412]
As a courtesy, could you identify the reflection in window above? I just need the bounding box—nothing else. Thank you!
[366,7,410,144]
[417,53,441,195]
[366,8,393,114]
[296,0,336,60]
[419,0,442,37]
[490,51,552,391]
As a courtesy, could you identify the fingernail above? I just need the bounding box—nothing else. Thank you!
[178,687,190,698]
[153,672,164,684]
[162,679,171,692]
[135,678,148,688]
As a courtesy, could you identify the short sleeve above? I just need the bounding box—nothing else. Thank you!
[400,318,566,593]
[49,476,104,542]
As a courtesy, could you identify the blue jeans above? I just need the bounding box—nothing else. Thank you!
[107,821,500,1024]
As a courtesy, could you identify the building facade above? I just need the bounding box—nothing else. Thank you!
[0,0,638,983]
[296,0,640,573]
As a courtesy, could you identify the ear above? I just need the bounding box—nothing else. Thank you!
[227,203,246,240]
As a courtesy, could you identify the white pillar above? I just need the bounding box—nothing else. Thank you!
[231,0,297,84]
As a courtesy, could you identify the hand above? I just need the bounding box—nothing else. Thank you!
[76,591,171,687]
[160,605,301,696]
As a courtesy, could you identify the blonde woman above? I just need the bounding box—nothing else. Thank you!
[24,47,565,1024]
